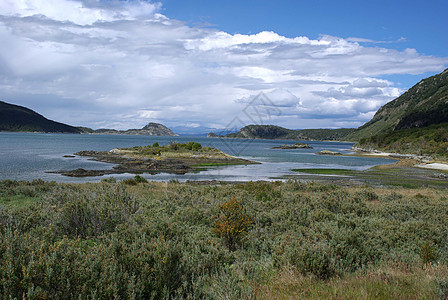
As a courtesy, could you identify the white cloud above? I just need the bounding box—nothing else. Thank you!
[0,0,447,132]
[0,0,161,25]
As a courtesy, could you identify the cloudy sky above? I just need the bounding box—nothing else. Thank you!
[1,0,447,133]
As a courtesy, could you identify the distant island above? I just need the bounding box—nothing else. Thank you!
[207,125,355,141]
[0,101,178,136]
[271,142,313,149]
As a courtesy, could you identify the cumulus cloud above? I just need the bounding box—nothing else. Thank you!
[0,0,447,131]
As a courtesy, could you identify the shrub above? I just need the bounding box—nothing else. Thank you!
[101,177,117,183]
[293,241,336,280]
[169,141,179,150]
[213,198,253,251]
[420,240,438,266]
[185,142,202,151]
[152,142,159,147]
[122,178,138,185]
[133,175,148,183]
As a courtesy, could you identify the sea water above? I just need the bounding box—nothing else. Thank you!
[0,132,394,182]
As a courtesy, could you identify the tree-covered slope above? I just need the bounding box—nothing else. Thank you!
[347,69,448,141]
[0,101,81,133]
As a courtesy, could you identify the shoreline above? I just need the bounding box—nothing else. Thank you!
[349,147,448,171]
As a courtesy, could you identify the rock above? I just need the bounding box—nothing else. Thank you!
[207,132,220,138]
[316,150,342,155]
[63,155,75,158]
[52,168,107,177]
[272,142,313,149]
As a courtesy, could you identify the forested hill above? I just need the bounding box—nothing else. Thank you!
[0,101,81,133]
[347,68,448,141]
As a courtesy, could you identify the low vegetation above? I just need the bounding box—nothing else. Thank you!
[1,179,448,298]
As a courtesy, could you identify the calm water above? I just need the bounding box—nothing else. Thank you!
[0,132,394,182]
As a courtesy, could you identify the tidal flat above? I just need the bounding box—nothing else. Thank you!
[0,179,447,298]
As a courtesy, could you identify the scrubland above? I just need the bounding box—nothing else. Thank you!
[1,179,447,299]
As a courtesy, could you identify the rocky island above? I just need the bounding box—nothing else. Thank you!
[271,142,313,149]
[316,150,342,156]
[51,142,259,177]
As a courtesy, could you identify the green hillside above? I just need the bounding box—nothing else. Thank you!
[353,69,448,158]
[0,101,81,133]
[347,68,448,141]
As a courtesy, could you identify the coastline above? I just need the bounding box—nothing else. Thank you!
[350,147,448,171]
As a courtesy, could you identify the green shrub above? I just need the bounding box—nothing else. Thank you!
[185,142,202,151]
[133,175,148,183]
[152,142,159,147]
[122,178,138,185]
[420,240,438,266]
[101,176,117,183]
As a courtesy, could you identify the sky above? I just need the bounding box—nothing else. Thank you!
[0,0,447,134]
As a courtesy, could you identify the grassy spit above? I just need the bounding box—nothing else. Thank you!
[1,179,448,298]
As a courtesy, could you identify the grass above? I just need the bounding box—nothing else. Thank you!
[289,164,448,189]
[0,194,38,207]
[255,263,444,299]
[1,179,448,298]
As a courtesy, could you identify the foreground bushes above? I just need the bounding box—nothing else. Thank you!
[0,180,447,298]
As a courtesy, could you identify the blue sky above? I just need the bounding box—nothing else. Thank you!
[160,0,448,87]
[0,0,447,132]
[161,0,447,53]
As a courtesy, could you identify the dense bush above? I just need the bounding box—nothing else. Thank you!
[0,180,447,298]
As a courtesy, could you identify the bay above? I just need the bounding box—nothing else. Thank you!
[0,132,394,182]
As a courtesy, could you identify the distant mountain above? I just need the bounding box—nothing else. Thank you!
[209,125,355,141]
[94,122,178,136]
[347,68,448,141]
[0,101,82,133]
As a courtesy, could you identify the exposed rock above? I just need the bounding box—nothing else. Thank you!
[207,132,220,138]
[316,150,342,156]
[272,142,313,149]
